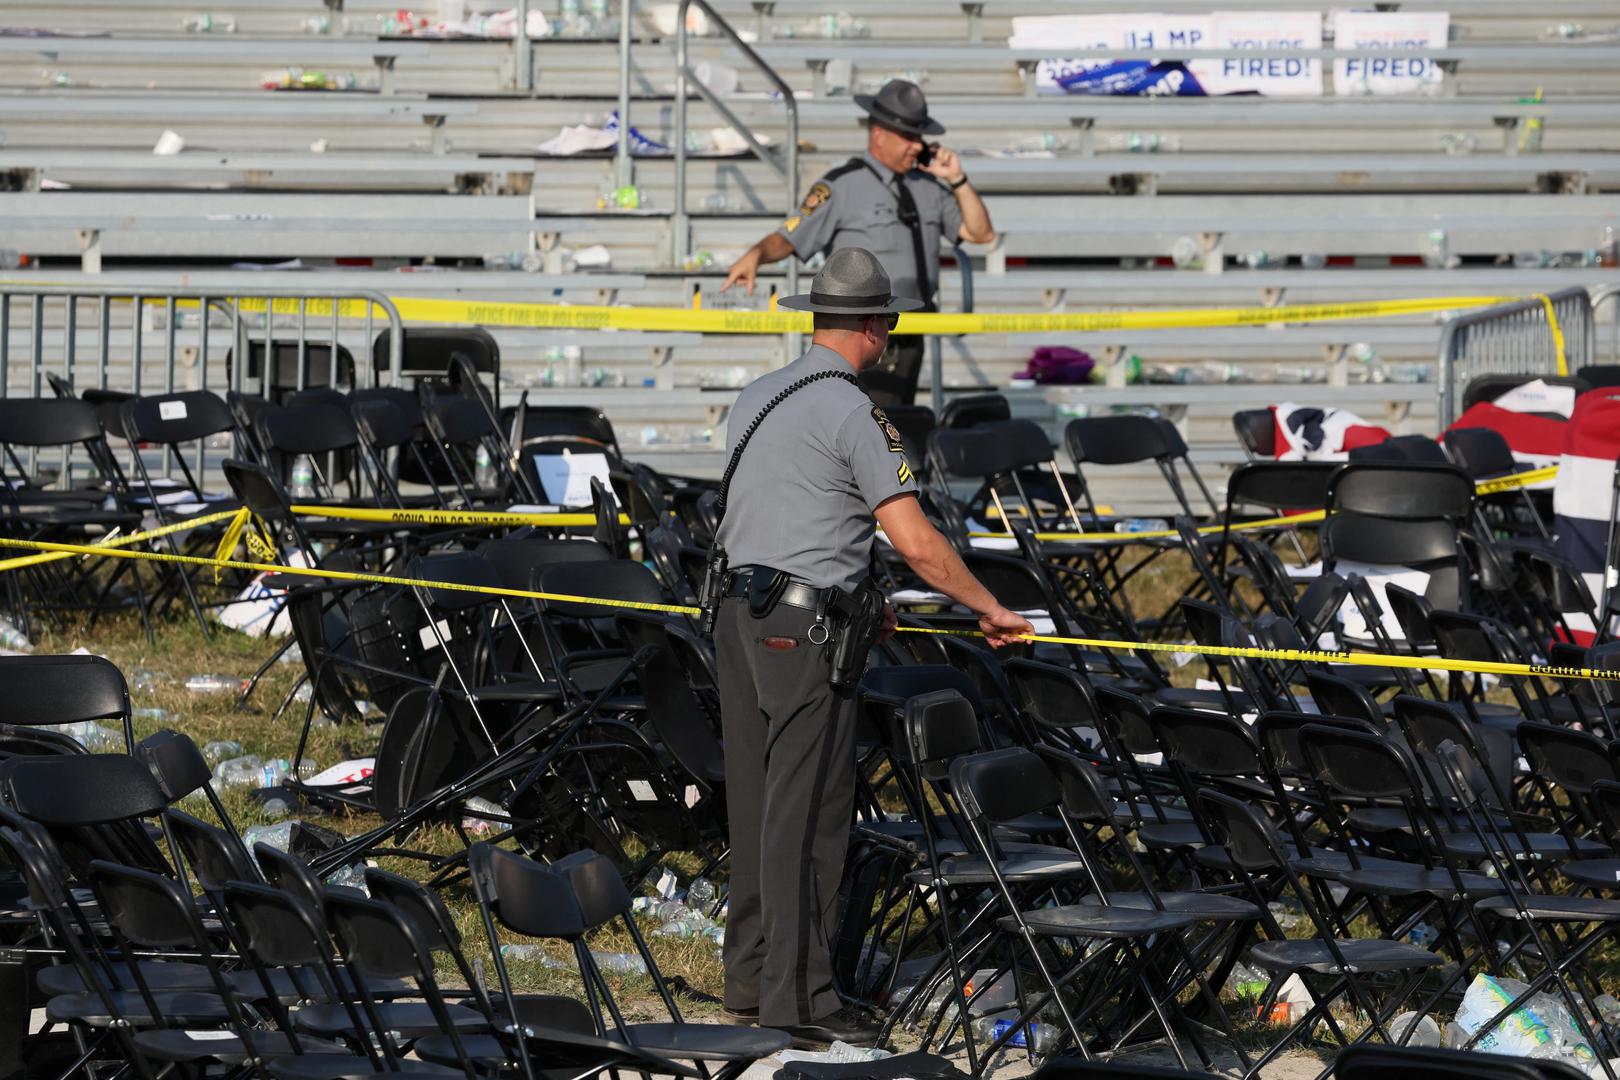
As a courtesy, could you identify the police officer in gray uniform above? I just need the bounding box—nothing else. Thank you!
[722,80,995,407]
[710,247,1032,1047]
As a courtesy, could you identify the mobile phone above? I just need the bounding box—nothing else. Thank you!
[916,143,937,167]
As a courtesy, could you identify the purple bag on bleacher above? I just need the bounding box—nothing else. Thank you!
[1018,346,1096,385]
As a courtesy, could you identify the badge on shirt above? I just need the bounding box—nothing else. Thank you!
[872,406,904,453]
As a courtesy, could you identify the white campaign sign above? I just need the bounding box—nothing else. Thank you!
[1333,10,1449,96]
[533,450,616,507]
[1011,13,1211,96]
[1013,12,1322,97]
[1192,11,1322,96]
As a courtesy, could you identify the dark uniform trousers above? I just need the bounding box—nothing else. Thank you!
[714,596,858,1027]
[860,334,926,408]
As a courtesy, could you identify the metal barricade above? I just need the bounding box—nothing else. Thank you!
[0,283,403,484]
[1591,284,1620,367]
[1435,285,1594,426]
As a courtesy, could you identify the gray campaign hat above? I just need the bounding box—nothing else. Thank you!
[777,248,926,315]
[854,79,945,138]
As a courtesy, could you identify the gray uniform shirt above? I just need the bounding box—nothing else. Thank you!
[775,151,964,306]
[715,345,919,589]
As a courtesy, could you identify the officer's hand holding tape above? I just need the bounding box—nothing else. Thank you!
[980,605,1036,648]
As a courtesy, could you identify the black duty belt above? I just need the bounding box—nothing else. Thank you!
[725,569,832,614]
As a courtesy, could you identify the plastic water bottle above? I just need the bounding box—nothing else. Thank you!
[686,876,717,912]
[587,0,615,35]
[1011,134,1068,153]
[213,755,265,789]
[182,13,237,32]
[288,455,317,500]
[52,722,121,753]
[0,617,32,652]
[473,443,497,490]
[133,707,175,724]
[202,740,242,767]
[558,0,584,35]
[1113,518,1169,534]
[186,673,239,694]
[971,1014,1059,1054]
[591,950,647,974]
[461,795,504,834]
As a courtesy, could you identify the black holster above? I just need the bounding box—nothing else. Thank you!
[827,579,885,691]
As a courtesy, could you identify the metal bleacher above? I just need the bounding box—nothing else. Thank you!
[1,0,1618,507]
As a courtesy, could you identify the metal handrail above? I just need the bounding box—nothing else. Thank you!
[673,0,799,306]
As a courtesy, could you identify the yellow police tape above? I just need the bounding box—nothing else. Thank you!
[0,527,1612,683]
[0,507,242,573]
[220,293,1518,336]
[893,625,1620,685]
[971,464,1560,543]
[1536,293,1571,376]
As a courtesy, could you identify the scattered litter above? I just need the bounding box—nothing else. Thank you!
[777,1041,891,1064]
[1387,1011,1442,1048]
[201,740,243,767]
[186,673,242,694]
[0,616,33,653]
[152,130,185,155]
[46,721,121,753]
[1454,972,1597,1072]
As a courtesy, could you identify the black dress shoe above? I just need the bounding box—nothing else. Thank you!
[786,1007,882,1049]
[720,1006,758,1025]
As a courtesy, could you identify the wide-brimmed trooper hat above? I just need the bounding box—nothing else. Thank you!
[854,79,945,138]
[777,248,925,315]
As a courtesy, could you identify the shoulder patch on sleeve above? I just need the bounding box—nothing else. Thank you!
[782,214,802,233]
[798,181,832,218]
[897,460,914,485]
[871,406,904,453]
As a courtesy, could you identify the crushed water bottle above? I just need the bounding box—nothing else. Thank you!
[461,796,504,834]
[202,740,243,767]
[288,455,317,500]
[0,616,33,652]
[686,876,717,911]
[51,721,122,753]
[591,950,647,974]
[128,667,170,691]
[1113,518,1170,534]
[132,707,175,725]
[971,1013,1059,1054]
[186,673,240,694]
[213,755,262,789]
[325,863,368,893]
[241,821,296,852]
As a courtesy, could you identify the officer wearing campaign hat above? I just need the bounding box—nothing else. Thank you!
[723,80,995,407]
[712,248,1031,1047]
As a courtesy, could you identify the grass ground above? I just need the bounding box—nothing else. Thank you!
[24,539,1558,1076]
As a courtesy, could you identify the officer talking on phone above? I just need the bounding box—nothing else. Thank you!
[721,80,995,407]
[703,247,1033,1047]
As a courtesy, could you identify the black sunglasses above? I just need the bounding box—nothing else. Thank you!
[872,312,900,332]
